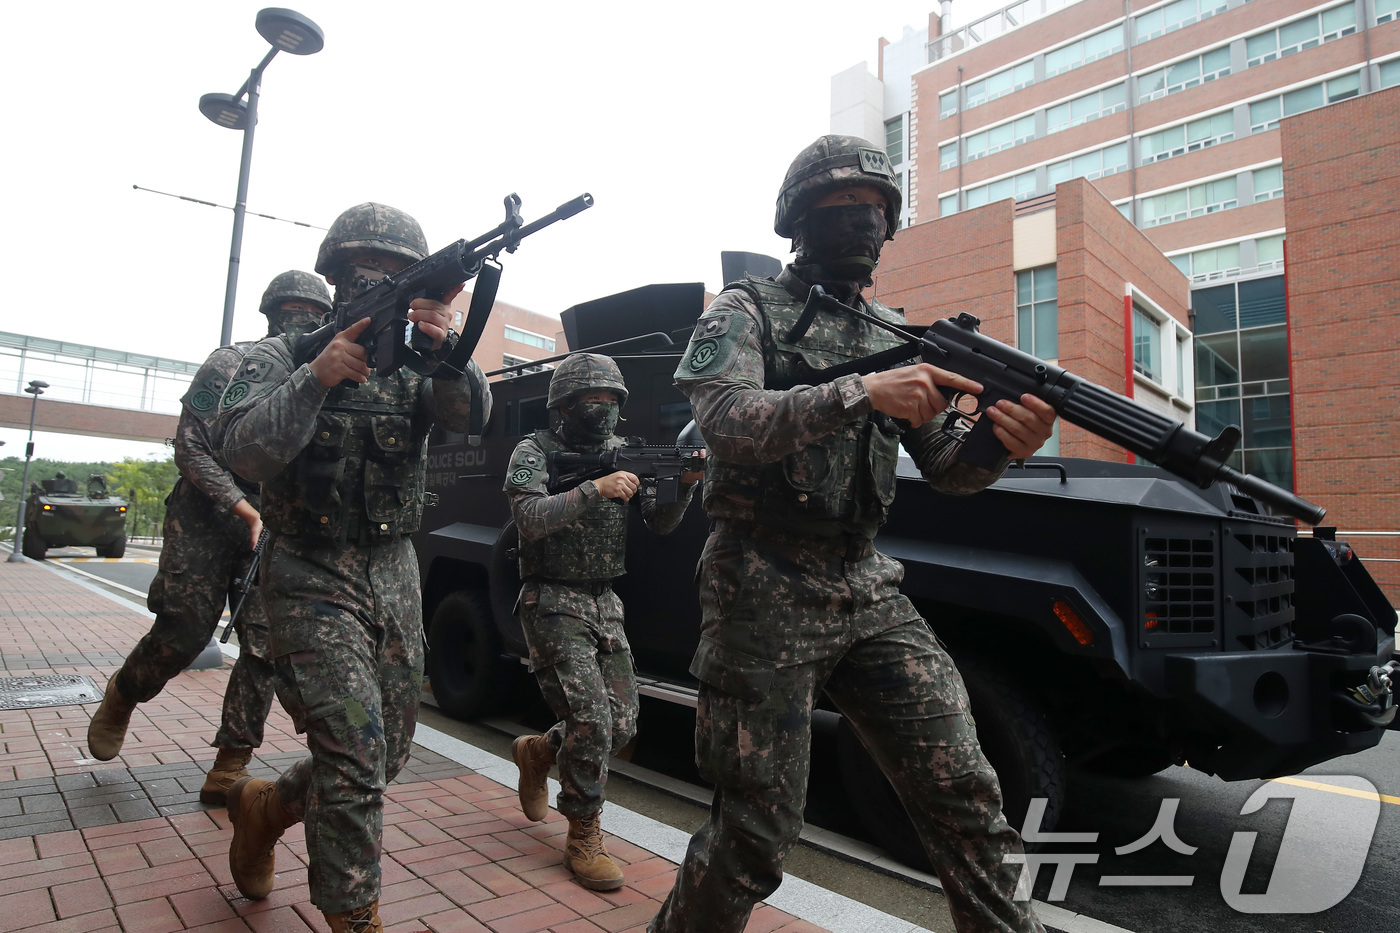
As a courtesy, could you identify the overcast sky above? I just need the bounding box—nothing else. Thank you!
[1,0,1003,464]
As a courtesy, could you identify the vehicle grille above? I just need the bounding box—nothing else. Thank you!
[1142,536,1217,639]
[1225,531,1295,649]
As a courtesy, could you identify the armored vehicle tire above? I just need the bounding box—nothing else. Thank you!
[97,534,126,559]
[426,589,518,721]
[21,528,46,560]
[836,648,1065,871]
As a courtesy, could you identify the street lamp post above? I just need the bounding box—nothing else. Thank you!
[8,380,49,562]
[200,7,325,347]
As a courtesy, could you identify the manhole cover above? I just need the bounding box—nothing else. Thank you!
[0,674,103,710]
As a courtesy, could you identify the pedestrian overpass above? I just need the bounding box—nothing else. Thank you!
[0,332,189,443]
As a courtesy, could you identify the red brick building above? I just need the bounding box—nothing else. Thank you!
[1281,85,1400,592]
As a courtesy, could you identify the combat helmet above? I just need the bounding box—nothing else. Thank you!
[315,202,429,275]
[547,353,628,409]
[774,135,902,240]
[258,270,332,318]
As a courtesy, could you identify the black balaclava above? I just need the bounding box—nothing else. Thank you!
[793,203,888,286]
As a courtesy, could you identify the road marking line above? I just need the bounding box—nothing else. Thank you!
[1270,775,1400,806]
[51,560,150,599]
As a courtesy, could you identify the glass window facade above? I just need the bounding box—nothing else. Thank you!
[1246,2,1356,65]
[1253,165,1283,202]
[1135,0,1229,43]
[1139,45,1231,102]
[1251,71,1363,131]
[1048,142,1129,184]
[1139,111,1234,164]
[966,115,1036,161]
[1141,176,1238,227]
[1046,25,1124,77]
[1047,83,1127,133]
[965,61,1035,109]
[1191,275,1292,489]
[504,325,555,352]
[1132,306,1162,381]
[1016,266,1058,359]
[886,116,905,166]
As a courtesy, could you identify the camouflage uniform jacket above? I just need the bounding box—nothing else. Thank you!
[675,265,1006,532]
[177,342,259,516]
[216,334,489,532]
[505,428,695,581]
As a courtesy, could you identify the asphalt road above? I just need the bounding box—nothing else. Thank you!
[30,546,1400,933]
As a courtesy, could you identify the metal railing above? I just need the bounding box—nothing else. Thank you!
[0,332,199,416]
[929,0,1079,62]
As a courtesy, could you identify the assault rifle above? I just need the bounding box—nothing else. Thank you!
[547,439,705,505]
[294,193,594,382]
[787,286,1325,524]
[221,528,268,644]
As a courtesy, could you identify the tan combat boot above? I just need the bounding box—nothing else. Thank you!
[511,734,555,822]
[226,776,299,900]
[87,673,138,761]
[200,748,254,805]
[564,813,625,891]
[323,900,383,933]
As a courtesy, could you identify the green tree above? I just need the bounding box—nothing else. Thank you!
[108,455,178,541]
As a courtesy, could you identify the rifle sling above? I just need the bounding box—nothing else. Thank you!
[769,340,921,391]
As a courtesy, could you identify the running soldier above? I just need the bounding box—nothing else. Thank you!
[507,354,702,891]
[649,136,1056,933]
[217,203,491,933]
[86,271,331,805]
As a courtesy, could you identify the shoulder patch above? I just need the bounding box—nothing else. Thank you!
[506,445,546,489]
[221,380,252,409]
[676,312,749,380]
[239,358,273,383]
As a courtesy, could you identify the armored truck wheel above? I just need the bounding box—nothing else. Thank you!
[426,589,518,720]
[97,533,126,559]
[21,528,46,560]
[837,647,1065,870]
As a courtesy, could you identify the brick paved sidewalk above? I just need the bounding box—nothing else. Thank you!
[0,559,836,933]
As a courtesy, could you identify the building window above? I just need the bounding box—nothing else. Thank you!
[1132,306,1162,382]
[1175,243,1242,282]
[886,115,905,166]
[1048,142,1129,185]
[1256,234,1285,272]
[1138,45,1230,102]
[1135,0,1229,44]
[965,171,1038,207]
[1191,276,1292,489]
[1047,84,1127,134]
[1250,72,1362,132]
[940,89,959,118]
[940,141,959,170]
[1252,166,1284,202]
[502,353,551,375]
[1045,25,1124,78]
[965,115,1036,161]
[1141,176,1238,227]
[1016,267,1058,359]
[964,60,1035,109]
[1380,0,1400,25]
[1138,111,1234,164]
[504,325,555,352]
[1380,59,1400,89]
[940,193,959,216]
[1246,2,1356,66]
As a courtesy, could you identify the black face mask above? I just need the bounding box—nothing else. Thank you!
[562,400,620,444]
[269,310,324,341]
[796,204,888,281]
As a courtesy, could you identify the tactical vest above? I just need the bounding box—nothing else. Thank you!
[262,347,427,546]
[704,274,908,539]
[517,430,629,582]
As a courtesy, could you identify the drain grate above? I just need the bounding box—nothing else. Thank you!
[0,673,103,710]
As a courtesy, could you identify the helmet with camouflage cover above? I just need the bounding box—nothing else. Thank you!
[315,202,429,275]
[258,270,332,318]
[774,135,901,240]
[547,353,628,409]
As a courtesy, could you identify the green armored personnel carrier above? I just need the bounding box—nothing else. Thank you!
[21,472,128,560]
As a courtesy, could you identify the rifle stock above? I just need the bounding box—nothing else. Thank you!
[793,287,1325,524]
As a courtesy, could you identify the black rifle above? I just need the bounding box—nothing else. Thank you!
[222,528,268,644]
[547,439,705,505]
[294,193,594,382]
[786,286,1325,524]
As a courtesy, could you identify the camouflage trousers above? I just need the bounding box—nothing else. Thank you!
[649,528,1042,933]
[517,579,638,820]
[120,479,274,750]
[262,533,424,915]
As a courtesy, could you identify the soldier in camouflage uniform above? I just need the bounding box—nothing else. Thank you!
[216,203,491,933]
[648,136,1058,933]
[507,354,702,891]
[86,271,332,809]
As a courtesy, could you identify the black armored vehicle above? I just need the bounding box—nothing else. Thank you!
[413,281,1398,858]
